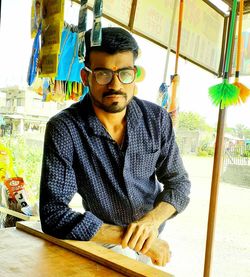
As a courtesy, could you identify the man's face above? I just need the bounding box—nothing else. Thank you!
[86,51,136,113]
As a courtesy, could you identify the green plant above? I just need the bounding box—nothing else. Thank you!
[206,147,214,156]
[197,147,209,157]
[243,150,250,158]
[0,136,43,204]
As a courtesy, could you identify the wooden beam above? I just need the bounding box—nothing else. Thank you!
[222,0,250,13]
[203,0,228,16]
[16,221,173,277]
[128,0,138,31]
[0,206,39,221]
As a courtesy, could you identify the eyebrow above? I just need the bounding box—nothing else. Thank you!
[93,66,134,71]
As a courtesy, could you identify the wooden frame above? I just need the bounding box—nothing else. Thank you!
[15,221,173,277]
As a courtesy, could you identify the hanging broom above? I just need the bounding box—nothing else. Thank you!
[208,0,239,109]
[157,0,178,110]
[168,0,184,126]
[233,0,250,103]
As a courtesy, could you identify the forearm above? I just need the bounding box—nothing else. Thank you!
[40,199,103,241]
[139,202,176,228]
[91,222,170,266]
[90,223,125,245]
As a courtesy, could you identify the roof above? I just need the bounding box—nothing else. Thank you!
[222,0,250,14]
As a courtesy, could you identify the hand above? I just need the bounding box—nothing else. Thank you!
[145,238,171,267]
[121,219,159,254]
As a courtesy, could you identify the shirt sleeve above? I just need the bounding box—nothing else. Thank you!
[39,118,103,241]
[155,110,191,214]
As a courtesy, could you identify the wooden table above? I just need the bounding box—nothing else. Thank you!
[0,222,173,277]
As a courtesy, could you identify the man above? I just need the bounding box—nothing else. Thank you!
[40,27,191,267]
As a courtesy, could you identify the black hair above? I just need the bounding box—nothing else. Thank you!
[84,27,139,66]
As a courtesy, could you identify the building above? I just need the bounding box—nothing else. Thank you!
[0,86,66,140]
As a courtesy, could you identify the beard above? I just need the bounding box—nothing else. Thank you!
[89,89,133,113]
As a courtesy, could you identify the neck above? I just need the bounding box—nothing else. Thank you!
[93,105,126,129]
[92,105,127,145]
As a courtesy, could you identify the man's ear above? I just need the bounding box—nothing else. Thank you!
[80,68,88,86]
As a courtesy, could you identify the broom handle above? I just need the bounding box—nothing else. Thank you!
[204,2,238,277]
[163,0,178,82]
[224,0,238,78]
[235,0,244,75]
[168,0,184,114]
[174,0,184,75]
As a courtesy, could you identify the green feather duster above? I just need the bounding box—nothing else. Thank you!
[209,80,239,109]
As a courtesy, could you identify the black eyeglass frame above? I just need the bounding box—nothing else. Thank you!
[84,66,137,85]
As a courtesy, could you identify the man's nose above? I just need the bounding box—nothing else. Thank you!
[108,73,122,90]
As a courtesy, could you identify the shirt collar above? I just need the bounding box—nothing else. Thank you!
[126,97,143,130]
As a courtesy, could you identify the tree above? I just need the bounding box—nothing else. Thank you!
[178,112,212,131]
[232,124,250,139]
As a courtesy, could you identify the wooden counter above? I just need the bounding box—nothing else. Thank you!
[0,221,173,277]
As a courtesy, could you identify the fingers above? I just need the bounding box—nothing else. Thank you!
[166,250,171,264]
[161,246,171,266]
[148,240,171,267]
[134,231,150,252]
[151,258,161,266]
[121,223,136,248]
[122,223,156,252]
[151,252,169,267]
[140,235,154,254]
[128,227,145,250]
[122,224,148,251]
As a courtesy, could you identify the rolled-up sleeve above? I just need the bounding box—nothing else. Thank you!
[155,110,191,214]
[39,118,103,241]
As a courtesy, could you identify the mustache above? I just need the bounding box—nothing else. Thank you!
[102,90,126,98]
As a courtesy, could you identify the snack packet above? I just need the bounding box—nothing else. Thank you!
[4,177,32,214]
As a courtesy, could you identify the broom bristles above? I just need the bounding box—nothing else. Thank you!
[233,81,250,103]
[209,82,239,109]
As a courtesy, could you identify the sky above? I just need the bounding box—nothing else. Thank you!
[0,0,250,129]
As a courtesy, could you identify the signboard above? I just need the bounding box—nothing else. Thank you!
[241,14,250,75]
[133,0,225,74]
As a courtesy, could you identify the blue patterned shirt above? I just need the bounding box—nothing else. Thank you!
[40,95,191,241]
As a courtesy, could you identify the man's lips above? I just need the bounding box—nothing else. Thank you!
[103,91,126,99]
[104,94,124,98]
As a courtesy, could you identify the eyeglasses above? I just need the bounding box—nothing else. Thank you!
[85,66,136,85]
